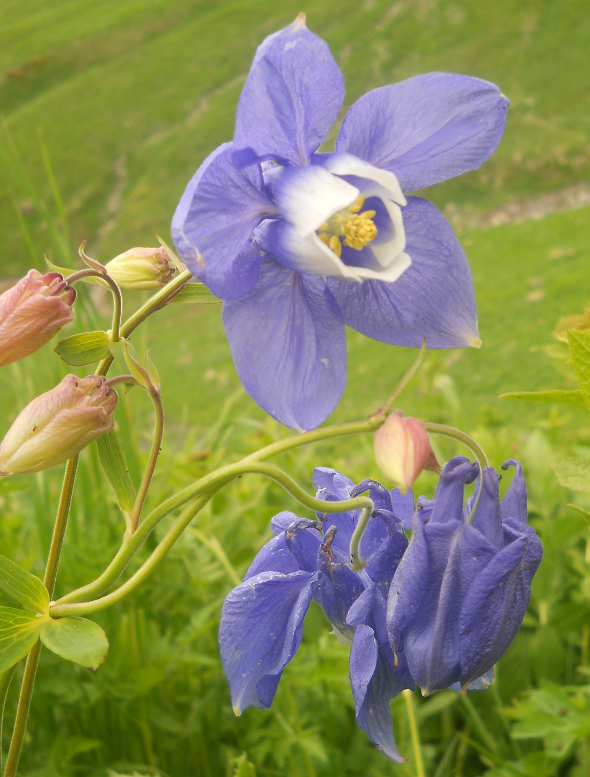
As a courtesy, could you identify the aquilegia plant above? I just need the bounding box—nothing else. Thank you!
[0,15,542,777]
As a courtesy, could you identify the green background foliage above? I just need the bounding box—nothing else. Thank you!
[1,0,590,774]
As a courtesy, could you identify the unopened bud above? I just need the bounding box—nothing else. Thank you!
[0,375,117,475]
[374,412,440,494]
[0,271,76,367]
[104,247,175,290]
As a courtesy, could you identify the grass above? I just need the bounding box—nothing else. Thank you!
[1,0,590,774]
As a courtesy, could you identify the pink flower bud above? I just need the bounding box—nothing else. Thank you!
[374,412,441,494]
[0,375,117,475]
[104,247,175,290]
[0,271,76,367]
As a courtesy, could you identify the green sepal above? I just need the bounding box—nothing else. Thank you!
[550,455,590,493]
[54,331,111,367]
[0,555,49,613]
[568,330,590,413]
[500,389,584,404]
[40,617,109,669]
[167,283,220,305]
[96,430,136,518]
[156,234,185,273]
[0,607,44,674]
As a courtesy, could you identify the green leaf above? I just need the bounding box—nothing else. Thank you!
[232,753,256,777]
[40,617,109,669]
[500,389,584,404]
[54,331,111,367]
[569,330,590,412]
[550,455,590,493]
[96,430,136,517]
[0,555,49,613]
[167,283,220,304]
[0,607,43,674]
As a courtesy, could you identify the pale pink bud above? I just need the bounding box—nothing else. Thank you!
[374,412,441,494]
[0,375,117,475]
[0,270,76,367]
[104,247,175,290]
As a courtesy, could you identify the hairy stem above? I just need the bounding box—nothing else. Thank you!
[381,339,427,416]
[50,463,373,617]
[422,423,489,469]
[4,456,78,777]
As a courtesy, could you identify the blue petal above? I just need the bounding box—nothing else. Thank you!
[501,460,528,526]
[364,510,409,596]
[316,538,364,639]
[219,570,315,713]
[327,197,480,349]
[313,467,358,559]
[470,468,503,549]
[244,534,299,580]
[429,457,478,525]
[390,488,415,529]
[284,519,322,572]
[222,259,347,430]
[271,511,301,536]
[459,529,536,686]
[233,16,344,168]
[336,73,509,192]
[348,587,411,762]
[172,144,275,300]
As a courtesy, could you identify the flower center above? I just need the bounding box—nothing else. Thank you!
[317,195,377,258]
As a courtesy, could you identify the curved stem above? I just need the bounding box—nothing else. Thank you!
[56,416,384,606]
[129,390,164,533]
[349,505,373,571]
[68,268,123,347]
[422,423,489,469]
[50,463,373,617]
[95,270,191,376]
[4,456,78,777]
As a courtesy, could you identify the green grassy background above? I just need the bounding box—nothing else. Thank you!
[1,1,590,775]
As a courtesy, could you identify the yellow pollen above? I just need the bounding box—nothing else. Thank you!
[317,196,378,255]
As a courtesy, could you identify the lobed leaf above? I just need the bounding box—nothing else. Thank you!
[0,555,49,613]
[54,331,111,366]
[40,617,109,669]
[0,607,43,674]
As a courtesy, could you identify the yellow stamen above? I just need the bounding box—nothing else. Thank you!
[317,196,377,256]
[329,235,342,258]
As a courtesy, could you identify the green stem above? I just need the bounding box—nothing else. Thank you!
[68,268,123,347]
[56,416,384,607]
[95,270,191,376]
[460,694,499,755]
[381,339,427,416]
[423,423,489,469]
[129,389,164,533]
[0,668,15,774]
[4,456,78,777]
[403,688,425,777]
[50,463,373,617]
[349,505,373,571]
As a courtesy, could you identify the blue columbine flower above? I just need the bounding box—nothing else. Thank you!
[387,457,542,696]
[218,468,413,761]
[173,15,509,430]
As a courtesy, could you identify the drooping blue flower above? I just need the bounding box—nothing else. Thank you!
[386,457,542,695]
[218,468,413,761]
[173,15,509,430]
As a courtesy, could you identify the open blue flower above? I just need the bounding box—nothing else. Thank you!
[386,457,542,695]
[173,16,509,429]
[218,468,412,761]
